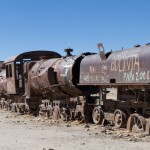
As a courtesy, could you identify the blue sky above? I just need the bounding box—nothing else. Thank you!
[0,0,150,60]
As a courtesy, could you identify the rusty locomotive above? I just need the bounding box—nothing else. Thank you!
[0,44,150,134]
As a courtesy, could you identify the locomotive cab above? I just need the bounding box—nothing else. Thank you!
[4,51,61,95]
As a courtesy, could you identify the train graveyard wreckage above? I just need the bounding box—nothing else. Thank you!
[0,43,150,136]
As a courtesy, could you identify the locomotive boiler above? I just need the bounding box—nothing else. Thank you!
[27,49,83,99]
[80,44,150,87]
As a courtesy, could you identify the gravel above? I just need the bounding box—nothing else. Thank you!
[0,110,150,150]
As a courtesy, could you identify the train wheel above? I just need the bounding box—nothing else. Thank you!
[92,107,104,124]
[127,113,146,133]
[114,109,126,128]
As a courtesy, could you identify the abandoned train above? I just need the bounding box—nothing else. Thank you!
[0,43,150,134]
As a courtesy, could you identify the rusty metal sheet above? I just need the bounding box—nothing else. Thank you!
[79,45,150,88]
[0,69,7,94]
[107,46,150,84]
[29,55,84,98]
[79,54,108,84]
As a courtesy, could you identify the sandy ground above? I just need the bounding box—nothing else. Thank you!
[0,110,150,150]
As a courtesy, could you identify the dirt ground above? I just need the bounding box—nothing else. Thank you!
[0,110,150,150]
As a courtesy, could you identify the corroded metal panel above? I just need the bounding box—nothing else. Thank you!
[107,46,150,84]
[79,45,150,88]
[0,69,6,94]
[7,79,16,94]
[79,54,108,84]
[29,55,84,99]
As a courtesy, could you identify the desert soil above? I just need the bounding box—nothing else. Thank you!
[0,110,150,150]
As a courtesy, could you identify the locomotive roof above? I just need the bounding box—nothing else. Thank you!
[4,50,61,64]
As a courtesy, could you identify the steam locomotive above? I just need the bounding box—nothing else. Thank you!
[0,43,150,134]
